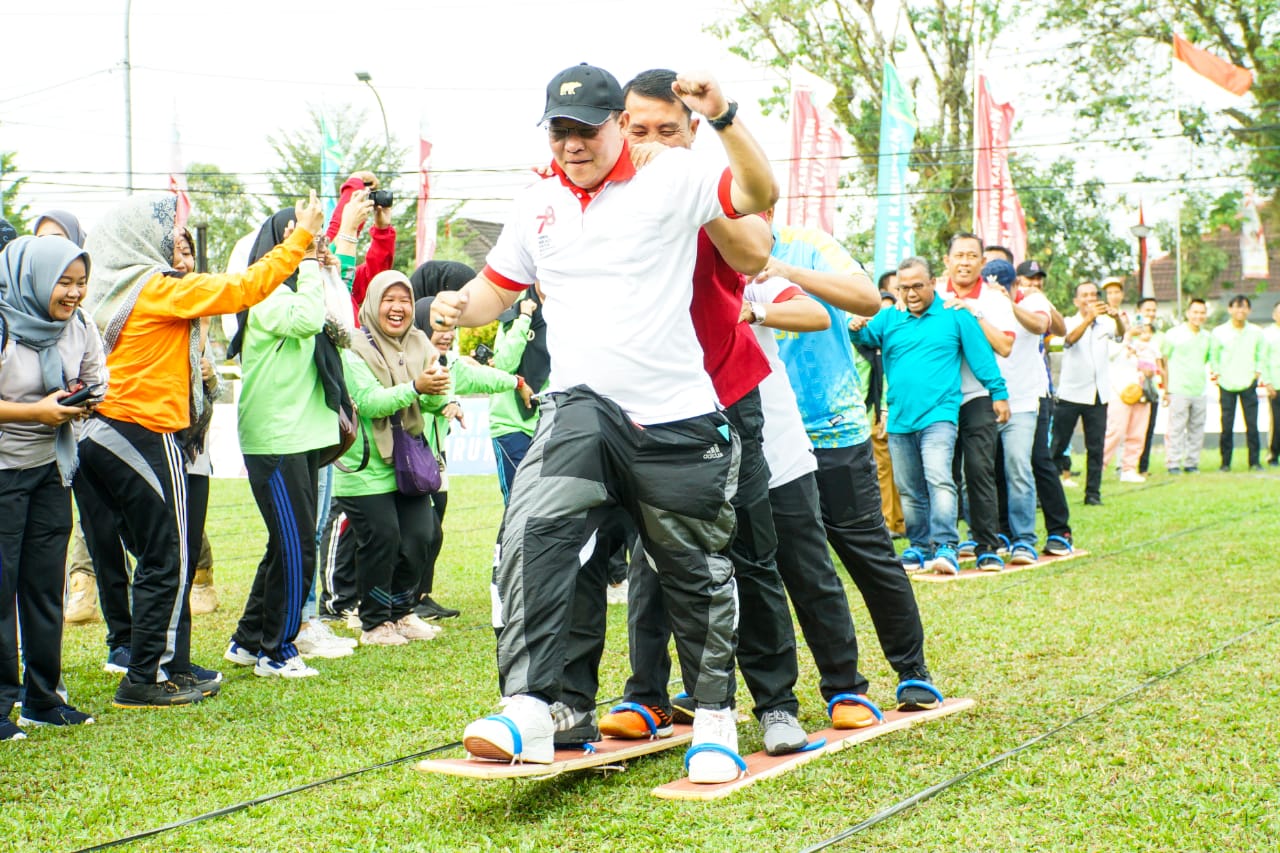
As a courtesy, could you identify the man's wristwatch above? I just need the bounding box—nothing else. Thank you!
[708,100,738,131]
[749,301,767,326]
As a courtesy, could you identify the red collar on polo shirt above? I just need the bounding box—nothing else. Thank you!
[548,141,638,211]
[943,277,981,299]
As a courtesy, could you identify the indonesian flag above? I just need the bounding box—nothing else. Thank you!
[974,76,1027,264]
[786,64,843,234]
[1173,35,1252,96]
[415,131,436,267]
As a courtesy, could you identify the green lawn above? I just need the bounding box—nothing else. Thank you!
[3,457,1279,852]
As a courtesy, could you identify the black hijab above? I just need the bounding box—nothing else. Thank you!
[409,260,475,301]
[227,209,346,416]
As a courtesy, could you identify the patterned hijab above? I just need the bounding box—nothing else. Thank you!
[0,235,92,485]
[349,271,433,459]
[82,194,203,421]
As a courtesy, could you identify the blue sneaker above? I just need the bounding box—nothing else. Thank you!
[901,547,928,572]
[18,704,95,727]
[929,545,960,575]
[104,646,131,675]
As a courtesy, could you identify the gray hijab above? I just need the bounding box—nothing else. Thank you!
[0,235,92,485]
[33,209,87,249]
[83,194,202,421]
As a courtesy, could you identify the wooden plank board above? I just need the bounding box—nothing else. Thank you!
[911,550,1090,583]
[415,725,694,780]
[651,698,975,801]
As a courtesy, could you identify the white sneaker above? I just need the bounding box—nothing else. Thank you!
[345,609,361,631]
[606,580,629,606]
[254,655,319,678]
[1119,471,1146,484]
[307,618,358,648]
[224,640,258,667]
[1061,477,1079,489]
[360,622,409,646]
[687,707,743,784]
[463,694,555,764]
[295,624,354,659]
[394,613,441,641]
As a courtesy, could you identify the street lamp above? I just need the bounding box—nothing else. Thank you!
[355,71,393,170]
[1131,210,1153,301]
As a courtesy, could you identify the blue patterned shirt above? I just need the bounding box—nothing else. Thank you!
[771,225,871,449]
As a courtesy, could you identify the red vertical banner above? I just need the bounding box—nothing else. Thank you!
[787,69,843,234]
[169,119,191,229]
[415,135,435,268]
[974,77,1027,262]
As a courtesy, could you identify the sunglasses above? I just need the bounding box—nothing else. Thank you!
[548,124,603,142]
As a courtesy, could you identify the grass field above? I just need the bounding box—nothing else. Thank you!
[3,456,1279,852]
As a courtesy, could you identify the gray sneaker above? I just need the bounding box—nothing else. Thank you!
[761,708,808,756]
[549,701,599,747]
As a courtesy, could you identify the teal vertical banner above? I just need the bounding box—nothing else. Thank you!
[320,113,343,223]
[873,62,917,280]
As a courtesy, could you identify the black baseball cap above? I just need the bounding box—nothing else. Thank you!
[540,63,625,126]
[1016,260,1047,278]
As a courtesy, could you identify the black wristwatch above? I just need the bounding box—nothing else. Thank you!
[708,100,738,131]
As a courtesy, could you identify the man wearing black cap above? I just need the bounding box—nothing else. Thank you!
[1013,260,1074,555]
[431,64,778,784]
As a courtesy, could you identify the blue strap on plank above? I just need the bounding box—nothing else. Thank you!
[826,693,885,723]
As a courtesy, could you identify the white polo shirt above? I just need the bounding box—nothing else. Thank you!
[999,290,1052,413]
[936,279,1017,404]
[484,145,734,425]
[1059,312,1122,405]
[743,278,817,488]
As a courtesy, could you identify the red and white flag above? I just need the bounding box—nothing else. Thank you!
[1136,203,1154,298]
[974,76,1027,263]
[415,130,436,267]
[1172,34,1253,98]
[786,64,843,234]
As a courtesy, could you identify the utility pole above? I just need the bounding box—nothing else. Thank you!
[124,0,134,195]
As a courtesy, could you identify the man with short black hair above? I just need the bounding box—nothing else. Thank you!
[1013,260,1073,555]
[1162,298,1214,474]
[432,63,778,785]
[1051,281,1123,505]
[1212,294,1265,470]
[851,256,1009,576]
[938,233,1014,569]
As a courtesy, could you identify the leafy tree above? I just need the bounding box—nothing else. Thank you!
[1,150,30,231]
[1040,1,1280,200]
[710,0,1009,253]
[1152,189,1243,302]
[1012,157,1133,306]
[185,162,258,271]
[265,105,416,273]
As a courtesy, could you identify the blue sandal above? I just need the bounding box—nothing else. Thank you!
[896,679,945,711]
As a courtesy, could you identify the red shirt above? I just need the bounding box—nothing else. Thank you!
[689,229,770,408]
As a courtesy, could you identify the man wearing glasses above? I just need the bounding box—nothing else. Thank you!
[850,257,1009,576]
[431,63,778,784]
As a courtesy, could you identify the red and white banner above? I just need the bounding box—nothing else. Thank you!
[1136,203,1154,298]
[169,120,191,230]
[786,65,842,234]
[974,76,1027,264]
[415,133,436,267]
[1240,189,1269,280]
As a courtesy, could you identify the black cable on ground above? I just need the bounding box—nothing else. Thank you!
[72,687,634,851]
[798,617,1280,851]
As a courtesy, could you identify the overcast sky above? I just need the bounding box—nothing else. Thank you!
[1,1,1224,255]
